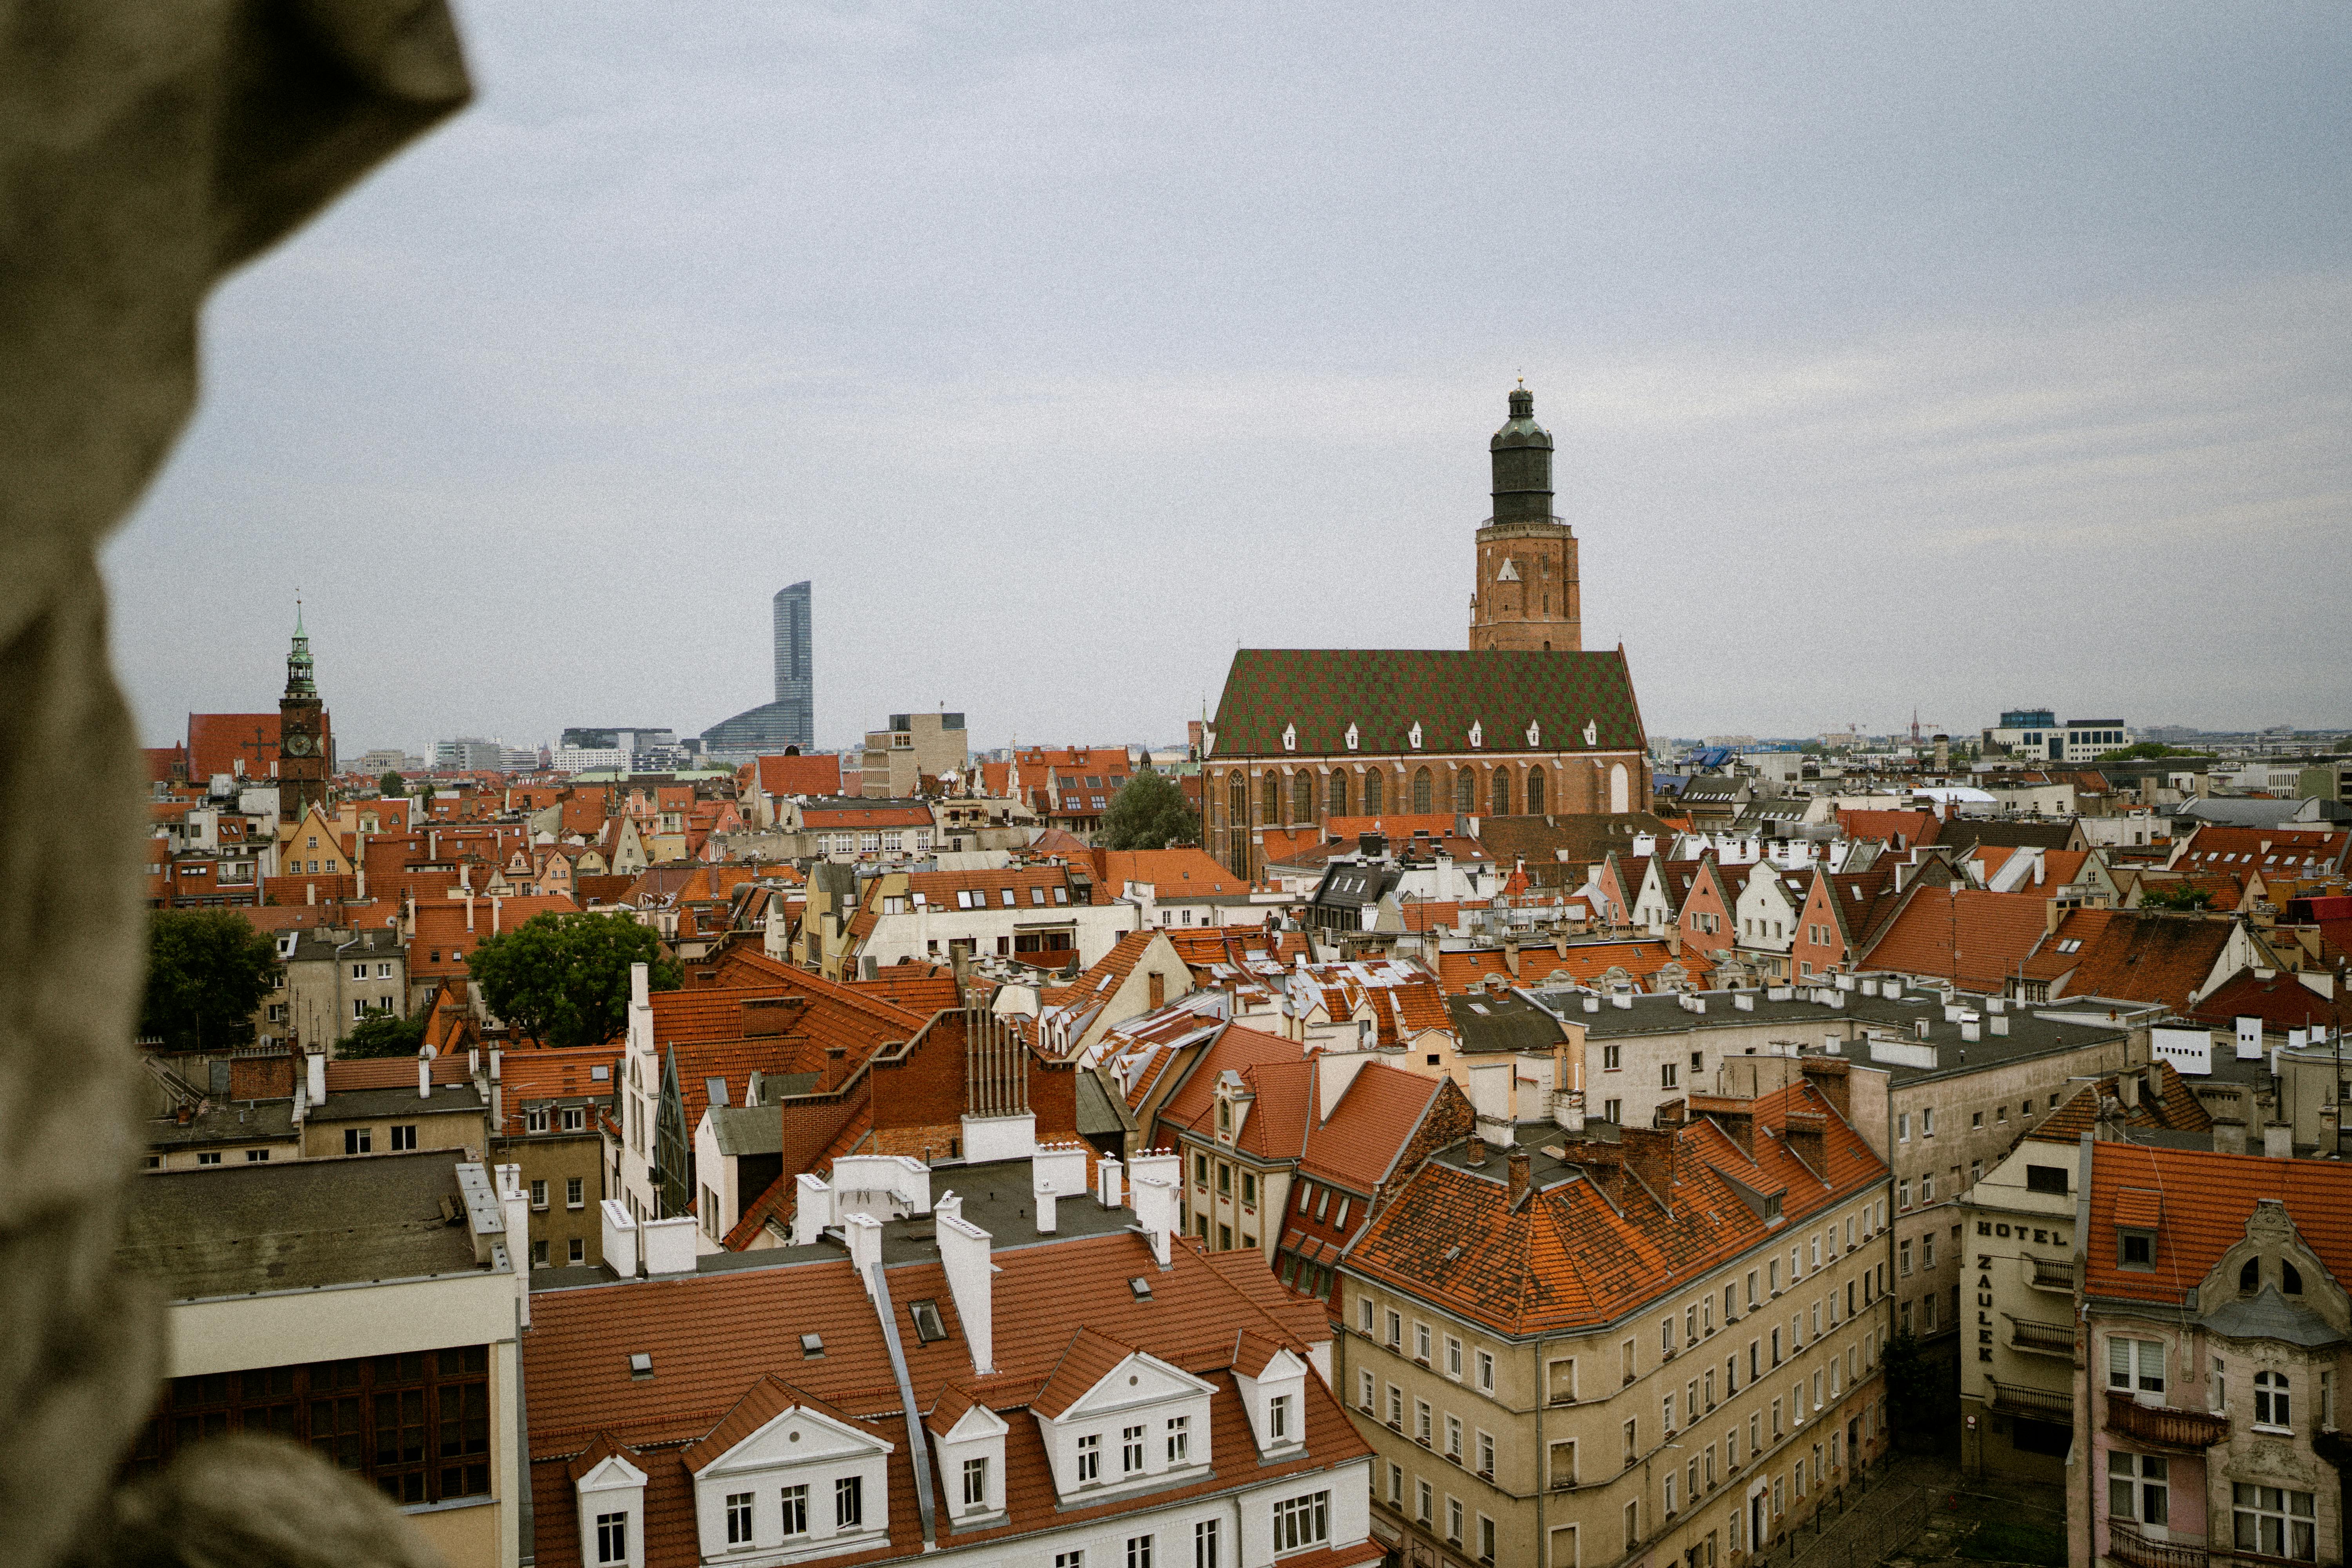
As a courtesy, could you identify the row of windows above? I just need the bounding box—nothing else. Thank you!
[721,1477,864,1543]
[1357,1198,1887,1406]
[1225,764,1559,825]
[1074,1416,1194,1481]
[129,1349,492,1505]
[1024,1495,1320,1568]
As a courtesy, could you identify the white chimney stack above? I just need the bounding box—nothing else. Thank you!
[794,1174,835,1245]
[844,1212,886,1300]
[497,1163,532,1326]
[599,1199,639,1278]
[1096,1156,1124,1210]
[418,1054,432,1099]
[641,1216,698,1276]
[937,1211,996,1375]
[1132,1176,1176,1269]
[306,1051,327,1105]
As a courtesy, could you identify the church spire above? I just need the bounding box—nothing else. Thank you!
[285,602,316,697]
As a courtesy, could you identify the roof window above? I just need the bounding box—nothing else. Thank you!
[800,1333,824,1358]
[907,1299,949,1343]
[1129,1277,1154,1301]
[628,1352,653,1380]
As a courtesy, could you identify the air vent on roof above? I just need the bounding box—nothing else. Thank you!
[800,1333,824,1358]
[1129,1277,1154,1301]
[628,1352,653,1380]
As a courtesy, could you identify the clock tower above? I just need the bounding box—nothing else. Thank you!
[277,608,330,818]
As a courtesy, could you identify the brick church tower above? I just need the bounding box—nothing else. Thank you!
[1468,384,1580,652]
[277,608,329,818]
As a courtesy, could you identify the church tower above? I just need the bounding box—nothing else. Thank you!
[277,608,329,818]
[1468,384,1581,652]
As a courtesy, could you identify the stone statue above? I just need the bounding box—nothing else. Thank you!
[0,4,469,1563]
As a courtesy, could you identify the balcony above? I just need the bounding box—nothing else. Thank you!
[1987,1379,2074,1426]
[2009,1318,2074,1357]
[2106,1392,2229,1450]
[2030,1256,2077,1293]
[2108,1523,2208,1568]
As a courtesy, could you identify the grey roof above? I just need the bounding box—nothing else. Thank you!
[1529,984,2131,1087]
[2201,1284,2346,1348]
[146,1100,299,1151]
[534,1157,1145,1292]
[1074,1069,1132,1136]
[121,1152,490,1301]
[709,1105,784,1157]
[287,926,406,963]
[312,1082,489,1122]
[1313,861,1403,910]
[1446,992,1569,1055]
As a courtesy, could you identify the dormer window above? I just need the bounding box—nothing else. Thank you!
[1217,1100,1232,1132]
[2120,1230,2156,1269]
[1270,1394,1291,1441]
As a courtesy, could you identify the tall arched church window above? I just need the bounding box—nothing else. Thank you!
[1455,769,1475,813]
[1528,768,1546,815]
[1327,771,1348,818]
[1492,769,1510,816]
[1292,772,1313,824]
[1228,772,1247,828]
[1365,771,1384,814]
[1412,767,1433,814]
[1263,772,1281,824]
[1610,762,1630,815]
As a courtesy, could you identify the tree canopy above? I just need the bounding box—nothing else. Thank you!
[464,911,681,1050]
[141,910,279,1053]
[2108,742,2212,760]
[1102,768,1200,851]
[2141,881,2215,911]
[378,771,406,797]
[336,1006,426,1058]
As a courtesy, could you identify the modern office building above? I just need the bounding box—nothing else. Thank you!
[701,581,815,761]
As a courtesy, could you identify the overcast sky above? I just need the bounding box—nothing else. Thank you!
[107,2,2351,756]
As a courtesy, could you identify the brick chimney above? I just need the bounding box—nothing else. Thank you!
[1783,1111,1827,1174]
[1506,1149,1532,1208]
[1619,1126,1677,1205]
[1798,1057,1851,1120]
[1689,1094,1753,1160]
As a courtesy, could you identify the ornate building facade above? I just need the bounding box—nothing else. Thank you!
[276,610,330,818]
[1204,387,1650,879]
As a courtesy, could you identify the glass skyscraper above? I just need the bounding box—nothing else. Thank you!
[702,581,815,758]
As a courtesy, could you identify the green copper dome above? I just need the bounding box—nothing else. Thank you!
[1489,385,1553,524]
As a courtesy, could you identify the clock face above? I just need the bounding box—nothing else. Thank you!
[285,733,316,758]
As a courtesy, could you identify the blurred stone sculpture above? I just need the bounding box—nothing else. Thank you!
[0,4,468,1564]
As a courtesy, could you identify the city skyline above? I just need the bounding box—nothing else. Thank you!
[102,4,2351,751]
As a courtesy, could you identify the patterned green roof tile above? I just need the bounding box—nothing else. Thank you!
[1207,649,1647,760]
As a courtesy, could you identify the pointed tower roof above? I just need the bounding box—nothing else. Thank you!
[284,603,317,698]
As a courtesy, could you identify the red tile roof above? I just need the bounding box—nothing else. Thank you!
[523,1232,1369,1568]
[1836,808,1941,849]
[1860,886,2051,993]
[2187,969,2343,1034]
[748,754,850,798]
[1090,847,1253,898]
[2046,908,2236,1011]
[1347,1080,1885,1336]
[2084,1142,2352,1306]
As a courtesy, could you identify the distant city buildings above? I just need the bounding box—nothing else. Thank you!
[1981,708,2138,762]
[702,580,815,761]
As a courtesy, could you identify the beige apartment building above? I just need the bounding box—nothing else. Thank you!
[117,1153,528,1568]
[1557,980,2150,1393]
[1956,1061,2213,1485]
[860,709,967,798]
[1339,1070,1895,1568]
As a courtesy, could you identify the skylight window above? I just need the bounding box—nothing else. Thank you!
[1129,1277,1154,1301]
[628,1352,653,1380]
[908,1299,949,1343]
[800,1333,824,1358]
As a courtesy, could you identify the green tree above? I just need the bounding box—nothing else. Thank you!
[464,911,681,1049]
[336,1006,426,1058]
[378,770,406,797]
[141,910,280,1053]
[2109,742,2214,760]
[2141,881,2215,911]
[1101,768,1200,851]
